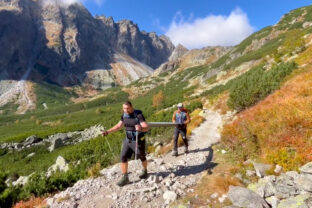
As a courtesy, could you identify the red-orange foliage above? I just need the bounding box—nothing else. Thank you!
[222,67,312,170]
[152,90,165,108]
[13,196,46,208]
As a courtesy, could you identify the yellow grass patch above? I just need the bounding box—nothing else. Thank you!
[212,92,230,114]
[42,120,62,127]
[88,162,101,178]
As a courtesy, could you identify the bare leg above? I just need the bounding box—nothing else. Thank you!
[142,160,147,170]
[121,162,128,174]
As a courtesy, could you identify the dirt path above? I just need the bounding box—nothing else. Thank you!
[47,110,223,208]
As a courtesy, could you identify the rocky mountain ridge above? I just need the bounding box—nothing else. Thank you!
[0,0,174,112]
[0,0,174,86]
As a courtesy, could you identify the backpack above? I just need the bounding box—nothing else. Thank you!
[123,110,146,140]
[175,111,187,124]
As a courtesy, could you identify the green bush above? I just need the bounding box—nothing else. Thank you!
[228,62,297,111]
[187,100,203,112]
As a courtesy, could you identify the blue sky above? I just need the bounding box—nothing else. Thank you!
[80,0,312,48]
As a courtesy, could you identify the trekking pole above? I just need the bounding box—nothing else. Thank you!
[135,130,139,160]
[102,128,118,158]
[105,136,114,156]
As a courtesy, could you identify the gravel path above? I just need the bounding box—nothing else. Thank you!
[47,110,223,208]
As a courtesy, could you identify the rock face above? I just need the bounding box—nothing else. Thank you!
[0,0,174,88]
[155,46,230,74]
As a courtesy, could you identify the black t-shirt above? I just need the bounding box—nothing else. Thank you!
[121,110,146,131]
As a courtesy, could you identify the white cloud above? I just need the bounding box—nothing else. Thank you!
[165,8,255,49]
[42,0,104,7]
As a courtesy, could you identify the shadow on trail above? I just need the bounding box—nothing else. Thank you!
[151,146,218,179]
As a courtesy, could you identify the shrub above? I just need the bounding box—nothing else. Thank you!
[152,90,165,109]
[222,67,312,170]
[228,62,297,111]
[187,100,203,112]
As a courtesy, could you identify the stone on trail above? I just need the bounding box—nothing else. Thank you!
[228,186,270,208]
[163,191,177,204]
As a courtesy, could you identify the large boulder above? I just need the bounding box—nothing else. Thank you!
[228,186,270,208]
[274,174,299,198]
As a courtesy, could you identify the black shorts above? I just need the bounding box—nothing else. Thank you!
[120,138,146,162]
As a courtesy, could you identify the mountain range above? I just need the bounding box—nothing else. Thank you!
[0,0,175,88]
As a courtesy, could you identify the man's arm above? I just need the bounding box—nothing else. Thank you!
[102,121,124,136]
[172,111,176,123]
[184,112,191,125]
[138,121,149,132]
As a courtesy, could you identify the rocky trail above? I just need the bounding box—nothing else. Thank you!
[46,110,224,208]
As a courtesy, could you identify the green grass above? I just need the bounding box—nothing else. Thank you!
[35,82,77,110]
[0,103,19,115]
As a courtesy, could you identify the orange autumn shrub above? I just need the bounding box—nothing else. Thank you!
[13,196,46,208]
[221,67,312,170]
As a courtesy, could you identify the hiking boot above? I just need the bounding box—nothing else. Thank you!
[117,174,129,187]
[138,169,148,179]
[184,146,189,154]
[171,150,178,157]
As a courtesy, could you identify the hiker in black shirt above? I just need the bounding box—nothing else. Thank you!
[102,101,149,186]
